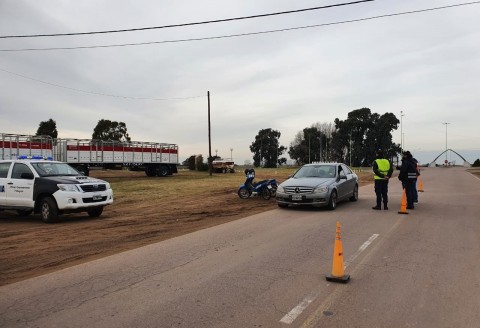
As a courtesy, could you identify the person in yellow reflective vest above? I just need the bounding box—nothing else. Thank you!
[372,151,393,210]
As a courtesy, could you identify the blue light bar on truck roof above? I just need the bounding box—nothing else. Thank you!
[17,155,53,160]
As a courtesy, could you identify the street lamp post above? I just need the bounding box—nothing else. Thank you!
[308,134,311,164]
[276,139,279,168]
[230,148,233,161]
[325,137,328,162]
[319,135,322,163]
[349,133,352,167]
[443,122,451,163]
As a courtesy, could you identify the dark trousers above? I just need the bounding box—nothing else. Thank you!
[374,179,389,207]
[403,180,416,208]
[413,179,418,202]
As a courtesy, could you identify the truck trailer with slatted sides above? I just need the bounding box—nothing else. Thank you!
[0,133,179,177]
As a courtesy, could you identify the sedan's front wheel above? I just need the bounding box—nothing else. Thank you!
[327,190,337,210]
[349,184,359,201]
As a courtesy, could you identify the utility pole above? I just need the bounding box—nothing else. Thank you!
[208,91,212,176]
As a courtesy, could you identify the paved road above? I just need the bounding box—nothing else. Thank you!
[1,167,479,328]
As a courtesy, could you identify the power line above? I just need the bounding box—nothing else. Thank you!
[0,0,374,39]
[1,1,477,100]
[0,67,205,101]
[1,1,478,52]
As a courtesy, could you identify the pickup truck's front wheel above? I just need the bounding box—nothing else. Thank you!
[40,197,59,223]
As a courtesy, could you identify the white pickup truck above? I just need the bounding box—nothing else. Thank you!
[0,157,113,223]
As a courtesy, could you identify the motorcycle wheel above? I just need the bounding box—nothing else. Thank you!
[261,188,272,200]
[238,188,251,199]
[270,184,278,197]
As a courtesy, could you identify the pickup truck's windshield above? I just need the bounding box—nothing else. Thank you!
[31,162,80,177]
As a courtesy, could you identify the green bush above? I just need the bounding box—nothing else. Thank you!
[473,159,480,167]
[194,155,209,171]
[196,162,209,171]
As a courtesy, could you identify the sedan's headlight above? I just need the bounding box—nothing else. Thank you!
[313,186,328,194]
[277,185,284,193]
[105,182,111,190]
[57,184,80,192]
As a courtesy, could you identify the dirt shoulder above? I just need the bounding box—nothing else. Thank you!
[0,169,373,286]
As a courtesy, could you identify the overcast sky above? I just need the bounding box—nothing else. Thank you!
[1,0,479,165]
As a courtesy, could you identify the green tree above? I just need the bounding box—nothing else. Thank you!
[288,127,320,165]
[182,155,197,170]
[250,128,286,168]
[473,159,480,167]
[35,118,58,139]
[331,108,400,166]
[288,122,334,165]
[195,154,208,171]
[92,119,131,142]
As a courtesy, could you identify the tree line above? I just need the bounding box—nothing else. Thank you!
[35,118,131,142]
[251,108,401,168]
[35,111,479,168]
[34,108,400,168]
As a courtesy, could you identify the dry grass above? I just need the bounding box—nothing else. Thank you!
[97,167,299,202]
[96,166,373,204]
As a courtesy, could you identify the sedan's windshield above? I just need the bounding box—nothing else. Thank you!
[293,165,336,179]
[31,162,81,177]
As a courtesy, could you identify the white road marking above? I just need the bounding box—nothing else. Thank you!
[280,292,318,324]
[279,234,379,325]
[345,234,379,269]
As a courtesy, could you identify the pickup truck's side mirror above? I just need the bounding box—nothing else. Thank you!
[20,172,34,180]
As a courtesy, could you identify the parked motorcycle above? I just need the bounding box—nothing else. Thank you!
[237,168,278,200]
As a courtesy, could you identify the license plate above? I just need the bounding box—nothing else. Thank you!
[92,194,102,201]
[292,194,302,201]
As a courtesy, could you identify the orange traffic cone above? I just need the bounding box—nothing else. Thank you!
[418,177,424,192]
[398,189,409,215]
[326,221,350,283]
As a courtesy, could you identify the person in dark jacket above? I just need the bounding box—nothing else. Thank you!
[372,151,393,210]
[398,151,417,209]
[412,157,420,203]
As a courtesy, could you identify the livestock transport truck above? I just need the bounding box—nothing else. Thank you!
[0,133,179,177]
